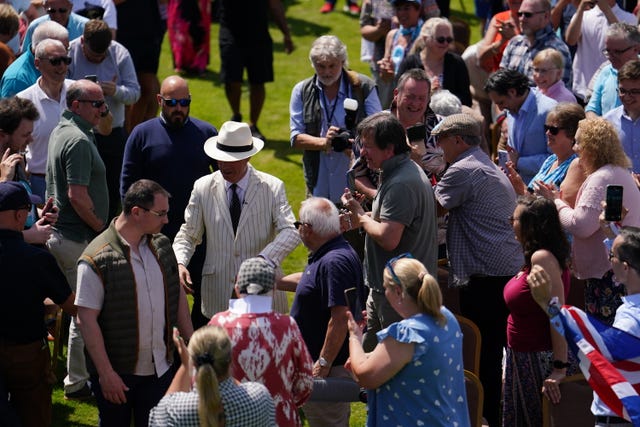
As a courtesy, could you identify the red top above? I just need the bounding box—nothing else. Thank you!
[210,310,314,427]
[504,268,570,352]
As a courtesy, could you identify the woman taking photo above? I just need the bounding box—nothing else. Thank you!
[347,255,470,427]
[149,326,275,426]
[502,197,576,427]
[397,17,472,107]
[505,102,586,207]
[536,118,640,325]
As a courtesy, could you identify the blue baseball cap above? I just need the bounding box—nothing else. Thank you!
[0,182,41,212]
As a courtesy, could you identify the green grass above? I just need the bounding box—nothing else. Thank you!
[50,1,481,425]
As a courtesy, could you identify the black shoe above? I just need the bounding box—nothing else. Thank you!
[231,113,242,122]
[250,125,266,142]
[64,383,93,400]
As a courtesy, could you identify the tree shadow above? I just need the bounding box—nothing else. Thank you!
[263,139,303,167]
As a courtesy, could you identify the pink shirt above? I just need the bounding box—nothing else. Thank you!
[210,307,314,427]
[543,80,577,104]
[554,164,640,279]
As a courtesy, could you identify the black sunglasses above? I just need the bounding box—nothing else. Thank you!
[544,125,564,135]
[161,97,191,107]
[517,10,545,17]
[385,252,414,285]
[41,56,72,66]
[78,99,106,108]
[46,7,68,14]
[435,36,453,44]
[294,221,311,230]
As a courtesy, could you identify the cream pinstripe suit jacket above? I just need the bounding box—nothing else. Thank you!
[173,164,301,318]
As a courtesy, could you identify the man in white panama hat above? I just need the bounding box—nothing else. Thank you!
[173,121,300,319]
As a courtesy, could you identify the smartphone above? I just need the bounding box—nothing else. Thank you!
[406,125,426,142]
[344,287,362,321]
[605,185,623,222]
[498,149,509,170]
[84,74,97,83]
[40,196,54,224]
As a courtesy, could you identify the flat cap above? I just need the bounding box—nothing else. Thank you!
[236,257,275,295]
[430,113,482,138]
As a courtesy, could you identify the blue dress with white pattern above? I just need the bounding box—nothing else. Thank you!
[367,309,470,427]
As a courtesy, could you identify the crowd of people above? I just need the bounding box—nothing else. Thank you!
[1,0,640,426]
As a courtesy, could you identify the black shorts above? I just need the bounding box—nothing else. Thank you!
[219,37,274,84]
[118,34,164,74]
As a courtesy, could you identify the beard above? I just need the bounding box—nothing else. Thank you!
[164,111,188,128]
[317,73,341,87]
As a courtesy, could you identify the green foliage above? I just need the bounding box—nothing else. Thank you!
[51,0,480,425]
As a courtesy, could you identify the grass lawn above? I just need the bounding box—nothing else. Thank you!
[50,0,481,425]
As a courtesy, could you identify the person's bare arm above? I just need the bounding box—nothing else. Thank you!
[59,292,77,317]
[269,0,294,54]
[313,305,350,378]
[277,272,303,292]
[176,286,193,341]
[77,306,129,403]
[565,0,588,46]
[68,184,105,232]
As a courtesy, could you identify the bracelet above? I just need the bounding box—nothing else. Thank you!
[553,359,570,369]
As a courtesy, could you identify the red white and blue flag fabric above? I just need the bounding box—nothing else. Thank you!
[551,305,640,426]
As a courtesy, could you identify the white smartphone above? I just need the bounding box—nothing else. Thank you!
[498,150,509,170]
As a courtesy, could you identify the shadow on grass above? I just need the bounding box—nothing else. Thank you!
[263,139,304,167]
[52,401,96,427]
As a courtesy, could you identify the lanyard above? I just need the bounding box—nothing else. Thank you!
[320,74,345,126]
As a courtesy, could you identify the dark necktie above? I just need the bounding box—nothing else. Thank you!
[230,183,241,234]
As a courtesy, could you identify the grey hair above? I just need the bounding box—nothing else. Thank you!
[299,197,340,237]
[35,38,66,59]
[309,35,348,68]
[606,22,640,45]
[32,20,68,51]
[429,90,462,116]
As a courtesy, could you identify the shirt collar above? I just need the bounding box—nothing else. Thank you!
[225,168,250,192]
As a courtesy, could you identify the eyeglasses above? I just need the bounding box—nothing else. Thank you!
[161,97,191,107]
[77,99,106,108]
[434,36,453,44]
[602,46,636,57]
[517,10,545,17]
[294,221,311,230]
[40,56,72,66]
[46,7,68,14]
[544,125,564,135]
[385,252,414,285]
[617,87,640,97]
[533,67,558,74]
[138,206,169,217]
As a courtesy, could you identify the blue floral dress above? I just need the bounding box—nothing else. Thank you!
[367,309,470,427]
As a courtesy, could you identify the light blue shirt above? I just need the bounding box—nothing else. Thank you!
[604,105,640,173]
[0,49,39,98]
[585,63,621,117]
[368,310,471,427]
[289,72,381,203]
[67,37,140,128]
[21,13,88,53]
[527,153,577,189]
[507,88,557,184]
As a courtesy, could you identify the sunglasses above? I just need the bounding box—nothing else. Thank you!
[78,99,106,108]
[46,7,68,14]
[41,56,72,66]
[544,125,564,135]
[434,36,453,44]
[385,252,414,285]
[517,10,545,17]
[161,97,191,107]
[294,221,311,230]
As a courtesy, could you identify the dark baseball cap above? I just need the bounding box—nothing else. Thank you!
[0,182,41,212]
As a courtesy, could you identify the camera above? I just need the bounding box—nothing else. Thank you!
[331,129,352,152]
[331,98,359,152]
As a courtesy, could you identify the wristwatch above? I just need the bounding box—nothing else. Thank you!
[553,360,571,369]
[318,357,329,368]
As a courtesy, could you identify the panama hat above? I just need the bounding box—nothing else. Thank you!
[204,121,264,162]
